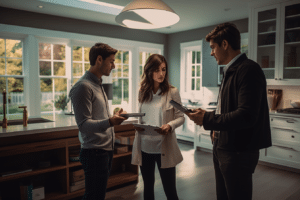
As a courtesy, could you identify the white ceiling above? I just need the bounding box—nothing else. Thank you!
[0,0,274,34]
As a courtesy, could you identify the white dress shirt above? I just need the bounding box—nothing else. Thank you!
[140,88,163,154]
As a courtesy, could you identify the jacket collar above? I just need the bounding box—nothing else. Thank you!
[225,53,248,74]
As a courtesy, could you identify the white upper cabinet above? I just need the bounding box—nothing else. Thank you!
[249,0,300,85]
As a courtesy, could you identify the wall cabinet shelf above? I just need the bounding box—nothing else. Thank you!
[0,127,138,200]
[249,0,300,85]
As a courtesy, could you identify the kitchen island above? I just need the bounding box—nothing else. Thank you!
[0,114,138,200]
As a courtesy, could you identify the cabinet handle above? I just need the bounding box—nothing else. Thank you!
[272,117,297,122]
[273,144,295,151]
[286,120,295,123]
[273,127,298,133]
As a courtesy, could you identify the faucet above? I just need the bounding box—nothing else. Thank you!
[2,89,7,128]
[19,106,28,127]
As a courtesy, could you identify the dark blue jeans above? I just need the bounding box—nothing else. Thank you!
[213,139,259,200]
[80,148,113,200]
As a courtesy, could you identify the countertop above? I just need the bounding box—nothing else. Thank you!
[0,114,138,138]
[269,110,300,118]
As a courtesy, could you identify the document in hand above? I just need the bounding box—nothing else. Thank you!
[169,100,193,114]
[132,124,161,136]
[120,113,145,118]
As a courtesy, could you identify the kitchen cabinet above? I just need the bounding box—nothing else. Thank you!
[194,126,213,151]
[248,0,300,85]
[0,117,138,200]
[259,114,300,169]
[176,114,197,142]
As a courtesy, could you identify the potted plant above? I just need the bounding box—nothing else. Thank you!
[54,94,69,112]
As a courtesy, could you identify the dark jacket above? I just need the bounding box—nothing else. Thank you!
[203,54,272,151]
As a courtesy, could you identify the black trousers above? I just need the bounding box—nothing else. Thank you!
[213,139,259,200]
[80,148,113,200]
[140,151,179,200]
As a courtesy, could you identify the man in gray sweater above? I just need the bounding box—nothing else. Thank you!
[69,43,127,200]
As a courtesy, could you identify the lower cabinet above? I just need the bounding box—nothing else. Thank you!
[260,144,300,169]
[194,126,213,150]
[0,129,138,200]
[260,115,300,170]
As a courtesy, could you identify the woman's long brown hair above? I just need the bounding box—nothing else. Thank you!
[139,54,171,103]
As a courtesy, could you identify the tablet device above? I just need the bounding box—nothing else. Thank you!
[120,113,146,118]
[169,100,193,113]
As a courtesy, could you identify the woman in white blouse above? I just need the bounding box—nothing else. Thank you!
[131,54,185,200]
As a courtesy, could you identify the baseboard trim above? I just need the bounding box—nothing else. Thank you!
[258,160,300,173]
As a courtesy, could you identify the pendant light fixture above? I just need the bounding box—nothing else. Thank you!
[115,0,180,29]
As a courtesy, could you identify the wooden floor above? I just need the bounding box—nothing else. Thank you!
[73,140,300,200]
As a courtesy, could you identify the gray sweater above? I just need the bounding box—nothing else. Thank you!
[69,71,114,150]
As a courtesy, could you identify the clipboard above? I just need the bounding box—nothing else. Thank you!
[169,100,193,114]
[132,124,161,136]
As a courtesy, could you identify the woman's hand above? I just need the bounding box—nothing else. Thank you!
[155,124,172,135]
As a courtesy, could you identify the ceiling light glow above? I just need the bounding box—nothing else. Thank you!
[115,0,180,29]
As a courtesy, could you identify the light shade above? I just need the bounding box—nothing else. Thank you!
[115,0,180,29]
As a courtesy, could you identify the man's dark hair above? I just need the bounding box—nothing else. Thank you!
[89,43,118,66]
[205,23,241,50]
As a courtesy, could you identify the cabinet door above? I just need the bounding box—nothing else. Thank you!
[254,4,281,80]
[202,39,218,87]
[279,1,300,80]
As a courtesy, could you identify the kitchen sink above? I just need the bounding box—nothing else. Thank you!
[0,118,53,126]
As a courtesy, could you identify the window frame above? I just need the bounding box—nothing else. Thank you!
[111,48,132,113]
[0,36,25,119]
[0,24,163,117]
[180,40,203,99]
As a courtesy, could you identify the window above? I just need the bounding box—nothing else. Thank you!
[72,46,91,85]
[189,51,202,91]
[39,43,67,113]
[1,24,164,117]
[0,38,24,120]
[241,32,249,57]
[111,50,130,112]
[137,48,161,94]
[180,41,202,98]
[139,52,152,78]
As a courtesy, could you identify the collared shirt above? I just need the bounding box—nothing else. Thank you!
[214,53,243,138]
[140,88,163,154]
[215,53,243,115]
[69,71,114,150]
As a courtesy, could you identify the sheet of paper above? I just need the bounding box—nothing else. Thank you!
[132,123,161,136]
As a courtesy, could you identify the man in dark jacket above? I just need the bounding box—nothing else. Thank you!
[186,23,272,200]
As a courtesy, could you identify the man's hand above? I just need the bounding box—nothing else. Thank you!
[185,108,206,126]
[109,108,127,126]
[155,124,172,135]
